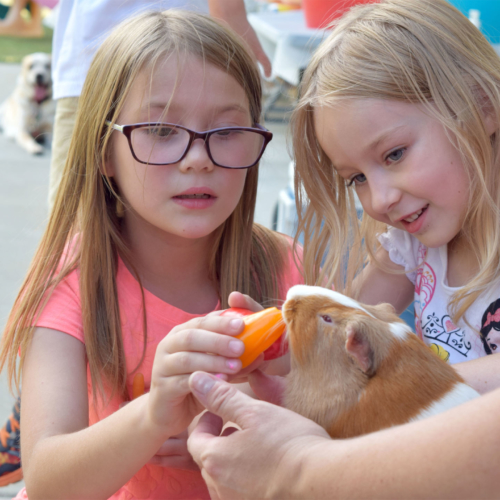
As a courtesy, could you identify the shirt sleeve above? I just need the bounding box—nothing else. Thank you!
[377,227,421,284]
[35,269,85,344]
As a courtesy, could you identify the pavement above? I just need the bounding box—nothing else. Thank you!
[0,61,292,497]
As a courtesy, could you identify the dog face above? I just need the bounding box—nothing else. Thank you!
[20,53,52,104]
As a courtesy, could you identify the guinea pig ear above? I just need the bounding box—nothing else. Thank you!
[345,323,374,375]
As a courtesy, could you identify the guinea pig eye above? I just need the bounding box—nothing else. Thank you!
[321,314,333,324]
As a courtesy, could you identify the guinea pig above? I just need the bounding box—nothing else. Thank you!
[282,285,479,439]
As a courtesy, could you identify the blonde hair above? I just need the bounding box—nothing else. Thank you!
[1,10,286,399]
[292,0,500,325]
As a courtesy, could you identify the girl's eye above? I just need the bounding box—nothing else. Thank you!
[151,126,176,138]
[213,129,242,139]
[347,173,367,187]
[386,148,405,163]
[321,314,333,324]
[491,344,497,351]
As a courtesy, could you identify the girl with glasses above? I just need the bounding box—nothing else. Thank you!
[0,9,303,500]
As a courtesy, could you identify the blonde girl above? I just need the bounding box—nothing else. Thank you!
[292,0,500,389]
[0,10,302,500]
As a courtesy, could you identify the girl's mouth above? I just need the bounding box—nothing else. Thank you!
[172,192,217,209]
[403,207,425,223]
[400,205,428,233]
[174,194,213,199]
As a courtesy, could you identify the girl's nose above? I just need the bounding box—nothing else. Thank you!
[369,175,402,215]
[178,138,214,173]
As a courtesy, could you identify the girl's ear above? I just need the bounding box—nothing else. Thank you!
[477,88,498,136]
[483,112,498,137]
[102,160,115,178]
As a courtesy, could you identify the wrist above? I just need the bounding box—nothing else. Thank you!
[137,393,173,444]
[267,435,333,499]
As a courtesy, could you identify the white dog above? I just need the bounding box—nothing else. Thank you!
[0,52,55,155]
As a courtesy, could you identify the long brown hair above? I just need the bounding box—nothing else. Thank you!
[0,10,287,399]
[291,0,500,325]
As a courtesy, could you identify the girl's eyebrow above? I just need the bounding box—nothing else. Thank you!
[365,124,407,152]
[141,102,249,116]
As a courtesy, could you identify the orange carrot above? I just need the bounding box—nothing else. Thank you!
[132,372,145,399]
[222,307,286,368]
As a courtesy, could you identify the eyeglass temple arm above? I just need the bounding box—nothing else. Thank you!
[105,120,124,133]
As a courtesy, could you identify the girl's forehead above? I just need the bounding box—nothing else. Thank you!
[123,53,251,120]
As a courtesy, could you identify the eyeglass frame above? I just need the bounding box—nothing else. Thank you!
[105,121,273,169]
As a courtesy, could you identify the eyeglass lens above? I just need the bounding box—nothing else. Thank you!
[131,125,266,168]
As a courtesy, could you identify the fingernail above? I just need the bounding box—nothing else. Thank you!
[226,360,239,370]
[229,340,244,354]
[230,318,243,331]
[191,372,216,395]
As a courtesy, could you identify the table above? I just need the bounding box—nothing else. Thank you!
[248,9,329,86]
[248,10,330,119]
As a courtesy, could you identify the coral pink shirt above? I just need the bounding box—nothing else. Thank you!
[31,245,304,500]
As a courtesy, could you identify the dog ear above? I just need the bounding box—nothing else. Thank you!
[345,322,374,375]
[21,54,32,74]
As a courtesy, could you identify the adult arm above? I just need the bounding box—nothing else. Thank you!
[208,0,272,77]
[453,353,500,394]
[188,371,500,500]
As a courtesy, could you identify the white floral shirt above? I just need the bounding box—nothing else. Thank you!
[378,228,500,364]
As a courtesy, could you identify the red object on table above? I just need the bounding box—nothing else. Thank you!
[302,0,377,29]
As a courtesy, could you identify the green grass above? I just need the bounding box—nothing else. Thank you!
[0,25,52,63]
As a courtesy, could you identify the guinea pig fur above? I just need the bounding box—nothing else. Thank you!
[283,285,479,439]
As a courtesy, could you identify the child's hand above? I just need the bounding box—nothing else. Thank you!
[148,430,199,471]
[148,315,245,436]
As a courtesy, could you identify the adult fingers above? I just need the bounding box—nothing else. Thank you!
[221,426,239,438]
[248,369,286,406]
[188,372,258,432]
[192,410,224,441]
[187,410,225,467]
[149,453,199,471]
[154,431,189,456]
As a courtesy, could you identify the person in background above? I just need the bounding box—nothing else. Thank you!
[0,0,57,38]
[0,398,21,488]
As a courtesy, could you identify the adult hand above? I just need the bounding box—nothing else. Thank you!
[187,372,330,500]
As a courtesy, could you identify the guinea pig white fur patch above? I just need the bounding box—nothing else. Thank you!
[286,285,411,340]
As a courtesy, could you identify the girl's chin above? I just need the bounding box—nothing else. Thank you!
[168,226,223,241]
